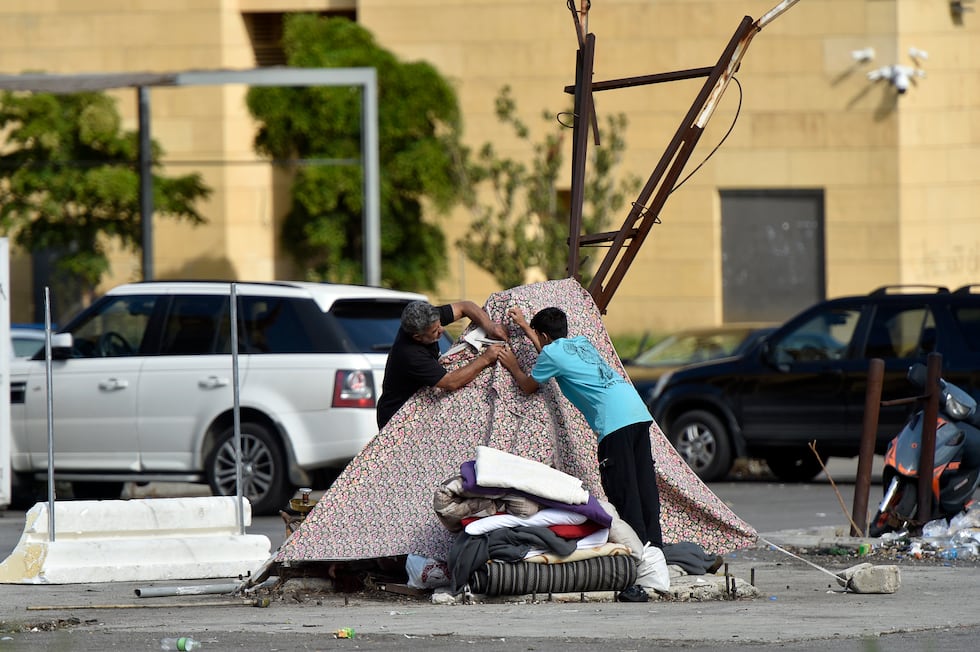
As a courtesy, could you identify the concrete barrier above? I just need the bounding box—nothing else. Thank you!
[0,496,272,584]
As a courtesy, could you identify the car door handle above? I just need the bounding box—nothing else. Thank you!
[199,376,230,389]
[98,378,129,391]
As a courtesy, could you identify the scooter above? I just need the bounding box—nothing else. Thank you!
[869,363,980,537]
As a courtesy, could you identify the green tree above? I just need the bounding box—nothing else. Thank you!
[459,86,641,289]
[0,90,210,293]
[246,15,466,291]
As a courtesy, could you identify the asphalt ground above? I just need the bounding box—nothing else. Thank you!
[5,456,980,651]
[3,520,980,651]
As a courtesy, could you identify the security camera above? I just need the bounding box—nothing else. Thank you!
[893,68,911,94]
[908,47,929,66]
[851,47,875,63]
[867,64,924,95]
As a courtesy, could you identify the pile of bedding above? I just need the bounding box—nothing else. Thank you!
[435,446,667,597]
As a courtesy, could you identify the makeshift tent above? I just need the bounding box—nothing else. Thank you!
[277,278,756,565]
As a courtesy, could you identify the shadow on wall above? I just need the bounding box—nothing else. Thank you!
[162,255,238,281]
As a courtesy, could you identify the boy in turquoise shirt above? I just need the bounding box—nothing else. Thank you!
[499,306,664,552]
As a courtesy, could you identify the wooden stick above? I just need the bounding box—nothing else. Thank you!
[809,440,864,536]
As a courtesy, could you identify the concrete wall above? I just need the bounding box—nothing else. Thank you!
[1,0,978,335]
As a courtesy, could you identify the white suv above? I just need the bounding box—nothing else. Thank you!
[8,281,439,514]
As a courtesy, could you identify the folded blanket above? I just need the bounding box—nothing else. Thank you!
[663,541,722,575]
[460,461,612,527]
[464,508,587,536]
[474,446,589,505]
[524,528,610,557]
[523,541,629,564]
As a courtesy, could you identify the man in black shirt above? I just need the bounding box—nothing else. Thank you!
[376,300,508,429]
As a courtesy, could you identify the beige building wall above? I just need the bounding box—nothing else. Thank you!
[1,0,978,337]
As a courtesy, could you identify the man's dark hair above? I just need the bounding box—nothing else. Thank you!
[530,307,568,340]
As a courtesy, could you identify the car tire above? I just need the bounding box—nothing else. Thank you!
[206,422,293,516]
[667,410,733,482]
[9,472,41,510]
[764,449,824,482]
[71,481,124,500]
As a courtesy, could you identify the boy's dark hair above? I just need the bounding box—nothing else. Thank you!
[530,307,568,340]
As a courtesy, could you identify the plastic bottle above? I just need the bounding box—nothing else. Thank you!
[160,637,202,651]
[937,544,978,561]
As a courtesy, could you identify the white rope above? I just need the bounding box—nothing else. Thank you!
[758,536,843,582]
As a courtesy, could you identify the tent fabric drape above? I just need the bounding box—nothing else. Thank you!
[277,278,757,564]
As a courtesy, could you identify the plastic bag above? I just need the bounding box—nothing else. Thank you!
[405,554,450,589]
[635,544,670,594]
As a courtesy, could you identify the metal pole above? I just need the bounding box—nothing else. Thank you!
[230,284,244,535]
[43,287,55,541]
[135,582,241,598]
[361,70,381,287]
[567,33,596,281]
[851,358,884,536]
[917,352,942,527]
[138,86,154,281]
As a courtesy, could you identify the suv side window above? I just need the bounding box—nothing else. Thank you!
[70,295,158,358]
[863,305,931,359]
[951,305,980,354]
[772,308,860,364]
[161,295,226,355]
[240,297,313,354]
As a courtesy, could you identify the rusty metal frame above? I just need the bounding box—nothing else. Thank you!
[565,0,801,313]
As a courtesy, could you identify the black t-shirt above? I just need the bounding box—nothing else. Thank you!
[376,304,455,429]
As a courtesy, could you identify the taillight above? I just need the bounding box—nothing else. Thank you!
[333,370,375,408]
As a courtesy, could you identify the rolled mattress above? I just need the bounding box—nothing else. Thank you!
[469,555,636,596]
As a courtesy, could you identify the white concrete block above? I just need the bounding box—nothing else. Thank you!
[0,497,272,584]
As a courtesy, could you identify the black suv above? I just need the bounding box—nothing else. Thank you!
[639,285,980,482]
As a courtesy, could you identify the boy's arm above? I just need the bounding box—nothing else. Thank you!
[498,347,540,394]
[507,307,542,352]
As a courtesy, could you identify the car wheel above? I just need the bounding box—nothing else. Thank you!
[9,472,41,510]
[667,410,733,482]
[764,450,824,482]
[71,481,124,500]
[206,422,293,516]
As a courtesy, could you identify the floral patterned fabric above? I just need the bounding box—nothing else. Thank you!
[277,278,757,564]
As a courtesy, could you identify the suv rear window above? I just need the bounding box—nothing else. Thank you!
[330,299,410,354]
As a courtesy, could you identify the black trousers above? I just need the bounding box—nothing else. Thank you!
[597,421,663,548]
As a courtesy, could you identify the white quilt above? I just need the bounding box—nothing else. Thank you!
[474,445,590,505]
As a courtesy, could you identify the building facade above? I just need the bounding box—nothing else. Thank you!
[1,0,978,334]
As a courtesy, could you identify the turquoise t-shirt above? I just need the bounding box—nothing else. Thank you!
[531,335,651,440]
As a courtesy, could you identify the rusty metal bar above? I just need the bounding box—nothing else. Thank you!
[917,352,943,527]
[586,16,755,312]
[563,67,714,94]
[578,229,638,245]
[756,0,802,28]
[567,32,597,281]
[851,358,884,537]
